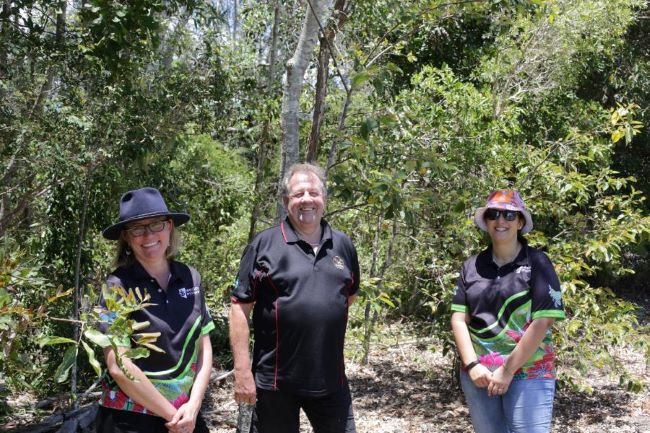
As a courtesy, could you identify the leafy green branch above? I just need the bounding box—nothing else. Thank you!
[39,285,163,383]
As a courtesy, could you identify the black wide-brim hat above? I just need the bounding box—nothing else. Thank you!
[102,187,190,240]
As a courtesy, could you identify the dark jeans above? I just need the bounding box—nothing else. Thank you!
[95,405,209,433]
[251,385,356,433]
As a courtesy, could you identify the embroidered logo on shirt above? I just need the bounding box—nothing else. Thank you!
[515,265,531,274]
[548,285,562,308]
[178,286,201,299]
[332,256,345,270]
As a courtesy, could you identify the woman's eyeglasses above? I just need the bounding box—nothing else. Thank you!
[125,220,168,237]
[485,209,520,222]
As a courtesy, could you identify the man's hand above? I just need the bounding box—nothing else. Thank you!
[234,368,257,405]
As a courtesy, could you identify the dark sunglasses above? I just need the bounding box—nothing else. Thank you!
[485,209,520,222]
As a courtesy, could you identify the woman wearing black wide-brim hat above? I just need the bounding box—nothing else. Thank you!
[95,187,214,433]
[451,190,566,433]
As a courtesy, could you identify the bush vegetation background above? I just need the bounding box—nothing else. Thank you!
[0,0,649,414]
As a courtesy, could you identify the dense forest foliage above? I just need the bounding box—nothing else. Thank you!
[1,0,649,413]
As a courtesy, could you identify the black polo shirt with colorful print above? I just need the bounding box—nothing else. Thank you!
[98,260,215,414]
[232,218,360,397]
[451,241,566,379]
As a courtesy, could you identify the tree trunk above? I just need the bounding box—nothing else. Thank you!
[232,0,239,47]
[267,0,280,91]
[29,0,66,118]
[277,0,330,221]
[362,213,383,365]
[248,1,281,241]
[161,13,190,70]
[306,34,330,163]
[247,123,270,242]
[71,174,92,408]
[326,85,352,175]
[0,0,12,83]
[306,0,347,163]
[362,215,399,365]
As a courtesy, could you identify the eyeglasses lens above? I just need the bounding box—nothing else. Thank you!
[485,209,518,221]
[127,220,167,236]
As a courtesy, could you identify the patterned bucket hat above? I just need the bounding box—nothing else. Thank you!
[474,189,533,234]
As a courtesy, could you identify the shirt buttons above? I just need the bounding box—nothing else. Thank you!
[158,289,162,293]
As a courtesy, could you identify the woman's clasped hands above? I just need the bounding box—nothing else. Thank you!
[469,364,514,397]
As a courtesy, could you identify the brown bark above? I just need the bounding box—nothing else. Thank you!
[305,33,329,163]
[306,0,347,163]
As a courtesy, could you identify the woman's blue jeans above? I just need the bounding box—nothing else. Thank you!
[460,372,556,433]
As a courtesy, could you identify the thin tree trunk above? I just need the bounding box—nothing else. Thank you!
[326,87,352,175]
[305,33,329,163]
[0,0,12,83]
[306,0,347,163]
[277,0,330,221]
[161,13,190,70]
[71,173,92,408]
[267,0,280,91]
[248,1,281,241]
[29,0,66,118]
[232,0,239,46]
[247,124,269,242]
[362,213,383,365]
[362,215,399,365]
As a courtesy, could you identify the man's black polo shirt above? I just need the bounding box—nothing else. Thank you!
[232,218,360,397]
[98,260,215,414]
[451,241,565,378]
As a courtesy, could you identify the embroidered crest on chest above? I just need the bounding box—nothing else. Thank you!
[178,286,201,299]
[515,265,531,274]
[332,256,345,270]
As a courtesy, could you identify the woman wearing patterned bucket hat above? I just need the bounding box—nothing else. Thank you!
[451,190,566,433]
[95,187,215,433]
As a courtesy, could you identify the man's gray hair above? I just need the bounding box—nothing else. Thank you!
[280,163,327,199]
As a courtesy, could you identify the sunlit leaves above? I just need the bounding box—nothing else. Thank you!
[610,103,643,144]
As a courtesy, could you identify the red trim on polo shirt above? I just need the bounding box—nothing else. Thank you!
[266,275,281,390]
[280,221,289,243]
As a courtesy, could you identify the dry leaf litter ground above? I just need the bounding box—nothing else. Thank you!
[202,323,649,433]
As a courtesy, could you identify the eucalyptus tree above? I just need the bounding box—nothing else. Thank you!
[277,0,331,219]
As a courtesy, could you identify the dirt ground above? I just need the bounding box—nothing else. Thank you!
[202,332,650,433]
[1,320,648,433]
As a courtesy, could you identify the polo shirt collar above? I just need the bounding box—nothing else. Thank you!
[280,217,332,244]
[126,259,187,285]
[480,238,530,268]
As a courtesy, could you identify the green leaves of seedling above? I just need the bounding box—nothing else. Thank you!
[41,284,164,383]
